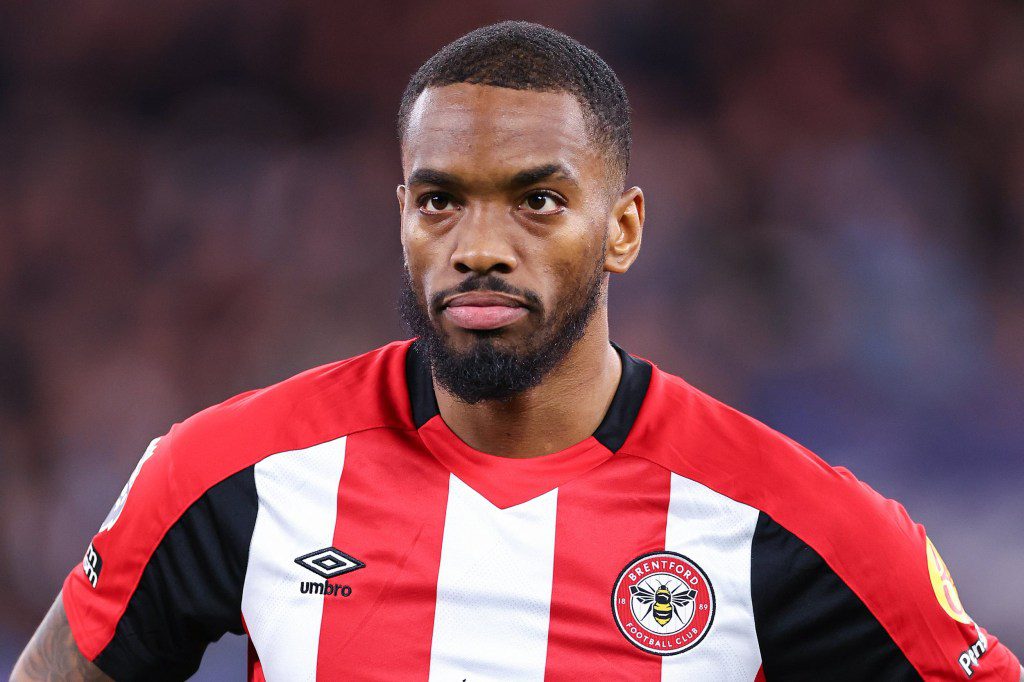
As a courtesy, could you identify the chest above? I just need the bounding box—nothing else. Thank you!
[239,432,763,681]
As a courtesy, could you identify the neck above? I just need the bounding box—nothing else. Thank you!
[433,309,622,458]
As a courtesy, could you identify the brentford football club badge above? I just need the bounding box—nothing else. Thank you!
[611,551,715,656]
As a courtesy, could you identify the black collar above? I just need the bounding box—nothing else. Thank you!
[405,340,651,453]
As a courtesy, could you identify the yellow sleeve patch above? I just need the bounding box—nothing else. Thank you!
[926,536,972,624]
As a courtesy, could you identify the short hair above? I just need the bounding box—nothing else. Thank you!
[397,20,631,186]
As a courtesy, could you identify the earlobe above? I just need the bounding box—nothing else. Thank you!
[604,186,644,274]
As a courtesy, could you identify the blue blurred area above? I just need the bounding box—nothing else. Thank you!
[0,0,1022,675]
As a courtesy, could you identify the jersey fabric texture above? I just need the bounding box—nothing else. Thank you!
[62,339,1020,681]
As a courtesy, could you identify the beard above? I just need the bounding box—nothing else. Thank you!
[399,255,606,404]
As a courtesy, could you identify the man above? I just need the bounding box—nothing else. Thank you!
[12,20,1022,682]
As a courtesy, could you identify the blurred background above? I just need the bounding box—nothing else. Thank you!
[1,0,1022,677]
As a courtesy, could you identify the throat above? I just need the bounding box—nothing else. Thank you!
[434,339,622,458]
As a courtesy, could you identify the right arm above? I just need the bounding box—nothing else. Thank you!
[15,426,258,682]
[10,594,111,682]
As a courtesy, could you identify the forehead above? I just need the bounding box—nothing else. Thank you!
[402,83,601,185]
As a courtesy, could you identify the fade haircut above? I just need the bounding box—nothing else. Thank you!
[397,20,631,186]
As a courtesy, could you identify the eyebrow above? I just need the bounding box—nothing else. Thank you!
[405,163,579,190]
[406,168,459,188]
[510,163,577,189]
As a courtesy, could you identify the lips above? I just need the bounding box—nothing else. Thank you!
[442,291,529,330]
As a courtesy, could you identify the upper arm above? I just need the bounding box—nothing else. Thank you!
[11,594,111,682]
[55,431,260,680]
[752,505,1022,680]
[752,512,922,680]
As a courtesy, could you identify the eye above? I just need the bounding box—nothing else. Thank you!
[520,191,563,214]
[419,193,457,214]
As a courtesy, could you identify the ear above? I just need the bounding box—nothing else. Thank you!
[397,185,408,247]
[604,186,644,274]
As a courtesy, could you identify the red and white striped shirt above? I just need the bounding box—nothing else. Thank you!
[63,339,1020,680]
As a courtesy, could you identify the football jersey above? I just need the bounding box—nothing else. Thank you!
[62,339,1020,681]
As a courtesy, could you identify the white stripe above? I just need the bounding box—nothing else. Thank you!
[241,437,347,682]
[662,473,761,681]
[428,475,558,681]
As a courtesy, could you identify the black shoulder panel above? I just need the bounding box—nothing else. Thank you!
[592,343,652,453]
[94,466,258,681]
[751,512,921,681]
[406,339,439,428]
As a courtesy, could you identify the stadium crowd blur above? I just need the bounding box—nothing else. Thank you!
[1,1,1022,676]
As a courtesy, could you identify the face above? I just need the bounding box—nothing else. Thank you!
[398,83,643,402]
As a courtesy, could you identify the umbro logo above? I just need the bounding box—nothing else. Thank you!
[295,547,362,598]
[295,546,365,579]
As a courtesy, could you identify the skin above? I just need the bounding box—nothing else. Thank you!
[14,82,1022,680]
[399,83,644,457]
[10,593,110,681]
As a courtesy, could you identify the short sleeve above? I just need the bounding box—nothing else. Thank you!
[751,509,1021,680]
[62,429,259,681]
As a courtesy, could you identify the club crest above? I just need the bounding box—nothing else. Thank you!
[611,551,715,655]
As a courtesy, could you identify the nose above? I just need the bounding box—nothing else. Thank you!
[449,210,518,276]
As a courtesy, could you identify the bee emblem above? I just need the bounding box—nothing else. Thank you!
[612,551,716,656]
[629,581,698,627]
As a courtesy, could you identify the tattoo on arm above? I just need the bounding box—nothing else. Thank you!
[10,593,111,682]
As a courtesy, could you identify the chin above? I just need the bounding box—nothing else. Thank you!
[446,326,512,348]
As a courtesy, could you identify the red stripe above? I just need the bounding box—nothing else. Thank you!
[247,637,266,682]
[240,616,261,682]
[315,428,450,678]
[753,664,766,682]
[544,454,672,680]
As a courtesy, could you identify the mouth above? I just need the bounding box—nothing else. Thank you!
[441,291,530,331]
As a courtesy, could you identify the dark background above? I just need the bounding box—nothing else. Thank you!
[1,1,1022,677]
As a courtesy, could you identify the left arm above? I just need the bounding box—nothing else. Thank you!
[750,496,1022,679]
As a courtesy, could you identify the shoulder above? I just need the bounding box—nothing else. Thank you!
[158,338,415,488]
[94,336,416,585]
[623,360,1020,679]
[62,339,417,666]
[623,361,923,611]
[624,361,915,551]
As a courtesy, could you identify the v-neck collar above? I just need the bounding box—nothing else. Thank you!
[405,339,652,509]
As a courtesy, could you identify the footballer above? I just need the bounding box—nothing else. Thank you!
[12,20,1023,681]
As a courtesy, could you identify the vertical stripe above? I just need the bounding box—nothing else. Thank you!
[241,436,348,682]
[247,637,266,682]
[316,429,451,677]
[661,473,761,681]
[429,475,559,681]
[544,455,672,681]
